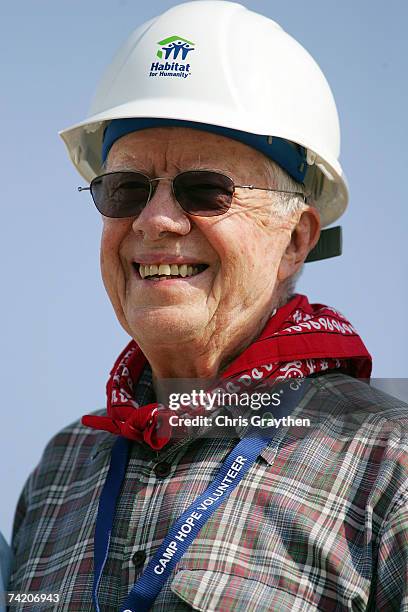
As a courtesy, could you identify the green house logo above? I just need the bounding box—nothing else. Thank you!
[156,35,195,61]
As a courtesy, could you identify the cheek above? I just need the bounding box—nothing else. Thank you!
[100,220,129,287]
[101,219,124,250]
[204,217,286,279]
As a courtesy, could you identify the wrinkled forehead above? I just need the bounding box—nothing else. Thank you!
[105,127,272,180]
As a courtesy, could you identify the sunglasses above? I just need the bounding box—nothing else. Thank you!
[78,170,305,218]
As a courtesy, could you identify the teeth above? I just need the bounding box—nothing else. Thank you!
[138,263,202,279]
[158,264,171,275]
[179,264,188,277]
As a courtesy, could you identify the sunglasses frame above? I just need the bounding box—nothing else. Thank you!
[78,169,306,218]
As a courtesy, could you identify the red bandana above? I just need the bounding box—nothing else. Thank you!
[82,294,372,449]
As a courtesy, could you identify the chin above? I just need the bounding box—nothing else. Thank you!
[126,305,205,345]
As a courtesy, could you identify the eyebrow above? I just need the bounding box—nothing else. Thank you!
[103,165,239,180]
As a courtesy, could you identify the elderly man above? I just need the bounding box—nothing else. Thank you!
[9,2,408,611]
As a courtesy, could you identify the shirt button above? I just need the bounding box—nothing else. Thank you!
[154,461,171,478]
[132,550,146,569]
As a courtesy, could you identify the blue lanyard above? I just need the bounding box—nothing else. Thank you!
[93,381,308,612]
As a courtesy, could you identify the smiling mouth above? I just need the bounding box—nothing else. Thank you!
[133,263,209,280]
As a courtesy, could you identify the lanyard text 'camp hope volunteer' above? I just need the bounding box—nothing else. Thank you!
[93,380,309,612]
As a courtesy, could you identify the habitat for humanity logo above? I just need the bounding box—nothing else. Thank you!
[149,35,195,79]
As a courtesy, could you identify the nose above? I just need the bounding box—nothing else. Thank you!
[131,178,191,240]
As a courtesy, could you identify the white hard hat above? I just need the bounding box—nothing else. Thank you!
[60,0,348,247]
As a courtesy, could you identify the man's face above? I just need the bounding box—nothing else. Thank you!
[101,128,304,353]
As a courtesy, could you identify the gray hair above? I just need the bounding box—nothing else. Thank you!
[263,158,307,216]
[263,159,310,307]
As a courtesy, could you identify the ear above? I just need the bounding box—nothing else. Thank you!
[277,206,321,282]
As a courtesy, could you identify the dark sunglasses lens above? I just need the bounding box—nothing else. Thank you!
[173,171,233,216]
[90,172,150,218]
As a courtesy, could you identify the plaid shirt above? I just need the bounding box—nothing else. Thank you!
[8,372,408,611]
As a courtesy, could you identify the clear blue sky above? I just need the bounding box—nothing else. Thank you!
[1,0,407,540]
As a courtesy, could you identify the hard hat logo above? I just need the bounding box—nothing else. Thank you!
[150,35,195,79]
[150,36,195,79]
[156,36,195,60]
